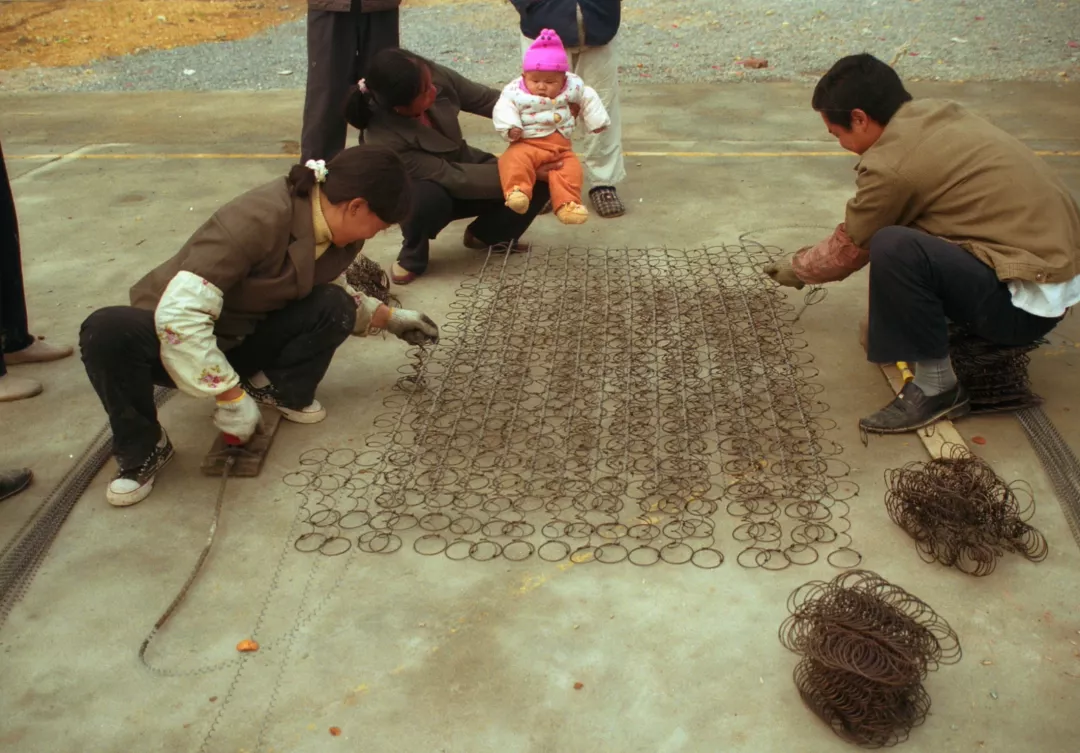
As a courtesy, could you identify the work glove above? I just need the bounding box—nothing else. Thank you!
[385,308,440,346]
[213,391,263,443]
[763,257,806,290]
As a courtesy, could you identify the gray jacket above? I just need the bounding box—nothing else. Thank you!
[363,63,503,201]
[308,0,401,12]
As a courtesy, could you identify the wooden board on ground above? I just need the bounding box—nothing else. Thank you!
[879,365,968,460]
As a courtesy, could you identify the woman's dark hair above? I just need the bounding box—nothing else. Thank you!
[812,53,913,129]
[344,48,434,131]
[286,145,411,225]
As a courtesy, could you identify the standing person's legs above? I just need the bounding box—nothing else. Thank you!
[0,138,70,402]
[226,284,356,421]
[571,38,626,217]
[301,10,359,162]
[861,226,1062,432]
[354,8,400,85]
[302,7,400,161]
[0,139,31,366]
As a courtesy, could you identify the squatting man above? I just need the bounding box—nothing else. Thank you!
[764,54,1080,434]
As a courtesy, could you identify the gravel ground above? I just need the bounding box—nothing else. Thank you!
[2,0,1078,92]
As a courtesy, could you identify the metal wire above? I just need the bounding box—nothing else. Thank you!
[0,387,176,627]
[884,445,1048,576]
[285,244,858,568]
[1017,405,1080,550]
[780,570,962,748]
[139,455,235,670]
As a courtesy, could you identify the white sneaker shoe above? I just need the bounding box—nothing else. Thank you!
[107,430,175,507]
[276,399,327,424]
[242,376,327,424]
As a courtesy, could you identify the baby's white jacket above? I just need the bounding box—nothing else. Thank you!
[492,73,610,142]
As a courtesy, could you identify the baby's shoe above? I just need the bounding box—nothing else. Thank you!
[505,189,530,215]
[555,202,589,225]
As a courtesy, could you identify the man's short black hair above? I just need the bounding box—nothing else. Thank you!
[812,53,913,129]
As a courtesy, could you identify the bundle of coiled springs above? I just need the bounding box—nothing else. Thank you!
[779,570,962,748]
[885,445,1048,576]
[949,325,1044,413]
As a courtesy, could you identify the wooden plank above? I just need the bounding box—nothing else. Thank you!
[879,365,968,460]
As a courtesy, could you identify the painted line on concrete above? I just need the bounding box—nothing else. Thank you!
[7,150,1080,162]
[10,143,133,182]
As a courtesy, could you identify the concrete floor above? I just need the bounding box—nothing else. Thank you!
[1,82,1079,752]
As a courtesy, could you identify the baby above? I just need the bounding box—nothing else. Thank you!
[492,29,610,225]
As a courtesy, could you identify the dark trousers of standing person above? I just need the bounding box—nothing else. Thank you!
[0,138,34,378]
[397,180,552,275]
[301,6,400,162]
[865,226,1064,364]
[79,285,355,469]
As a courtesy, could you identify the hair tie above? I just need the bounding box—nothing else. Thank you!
[304,159,328,184]
[357,78,369,94]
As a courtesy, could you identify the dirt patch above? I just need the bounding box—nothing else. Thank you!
[0,1,507,72]
[0,0,305,71]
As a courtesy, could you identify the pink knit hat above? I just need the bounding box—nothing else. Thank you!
[523,29,569,72]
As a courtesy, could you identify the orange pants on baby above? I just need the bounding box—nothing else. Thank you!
[499,132,583,212]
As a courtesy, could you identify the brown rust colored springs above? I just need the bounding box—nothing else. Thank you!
[287,244,857,567]
[779,570,962,748]
[885,446,1048,576]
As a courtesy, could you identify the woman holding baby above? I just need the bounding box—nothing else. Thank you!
[347,29,602,285]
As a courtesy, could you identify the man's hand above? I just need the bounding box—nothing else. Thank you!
[386,308,440,346]
[535,158,564,182]
[569,103,582,118]
[213,391,263,442]
[762,257,806,290]
[508,127,523,142]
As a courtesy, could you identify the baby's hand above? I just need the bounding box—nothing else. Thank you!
[569,103,582,118]
[592,126,607,134]
[508,128,524,141]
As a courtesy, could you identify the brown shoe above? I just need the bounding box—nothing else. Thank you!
[463,229,529,254]
[391,262,418,285]
[4,336,73,365]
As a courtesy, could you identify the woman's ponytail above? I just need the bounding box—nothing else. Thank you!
[286,162,318,198]
[344,84,376,131]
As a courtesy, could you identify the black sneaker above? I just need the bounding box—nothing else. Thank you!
[462,229,529,255]
[859,382,971,435]
[242,379,326,424]
[0,468,33,502]
[107,430,175,507]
